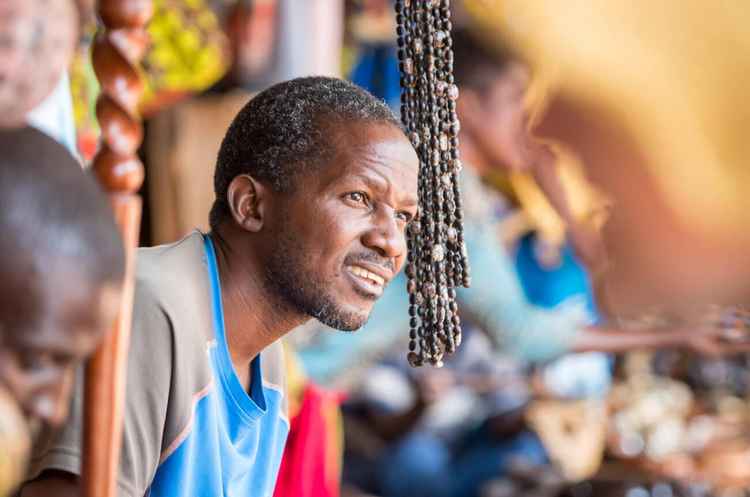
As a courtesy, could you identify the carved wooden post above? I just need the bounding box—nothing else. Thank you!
[84,2,152,497]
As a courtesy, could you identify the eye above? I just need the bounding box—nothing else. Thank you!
[344,191,370,207]
[396,211,414,223]
[17,350,55,372]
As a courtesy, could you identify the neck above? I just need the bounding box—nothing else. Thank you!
[210,228,306,374]
[458,132,492,177]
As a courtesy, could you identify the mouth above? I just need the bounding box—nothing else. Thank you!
[344,264,389,298]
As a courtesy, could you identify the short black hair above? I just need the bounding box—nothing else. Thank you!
[452,28,517,92]
[210,76,403,229]
[0,127,125,296]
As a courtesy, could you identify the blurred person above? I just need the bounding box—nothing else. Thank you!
[0,0,77,128]
[21,77,419,497]
[451,28,613,401]
[0,127,124,496]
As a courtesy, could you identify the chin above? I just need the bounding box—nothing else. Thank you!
[315,300,371,332]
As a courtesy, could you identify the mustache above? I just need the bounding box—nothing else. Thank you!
[344,251,395,274]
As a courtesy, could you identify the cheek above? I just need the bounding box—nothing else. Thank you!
[0,355,47,405]
[0,352,23,395]
[394,253,407,275]
[296,202,364,270]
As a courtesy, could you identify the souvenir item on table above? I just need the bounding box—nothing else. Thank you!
[0,386,31,497]
[608,352,694,461]
[607,341,750,492]
[0,0,77,127]
[482,462,565,497]
[395,0,471,368]
[526,399,608,481]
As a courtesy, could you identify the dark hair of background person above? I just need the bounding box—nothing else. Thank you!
[452,28,517,92]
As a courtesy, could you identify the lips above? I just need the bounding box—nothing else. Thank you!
[344,263,392,299]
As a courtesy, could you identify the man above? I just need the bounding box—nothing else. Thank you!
[22,76,419,497]
[0,127,124,495]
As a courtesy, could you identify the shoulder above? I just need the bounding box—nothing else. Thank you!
[135,231,207,305]
[133,232,214,341]
[129,231,214,409]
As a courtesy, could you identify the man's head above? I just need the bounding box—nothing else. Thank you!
[453,29,532,172]
[0,128,125,428]
[211,77,419,331]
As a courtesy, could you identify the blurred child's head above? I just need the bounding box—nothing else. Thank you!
[0,127,125,428]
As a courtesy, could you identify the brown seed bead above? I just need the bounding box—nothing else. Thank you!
[434,30,448,48]
[407,352,422,367]
[413,38,423,54]
[432,244,445,262]
[404,58,414,74]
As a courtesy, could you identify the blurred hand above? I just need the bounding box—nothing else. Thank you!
[685,327,750,357]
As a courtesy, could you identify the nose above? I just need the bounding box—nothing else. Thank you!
[27,369,74,427]
[361,208,406,261]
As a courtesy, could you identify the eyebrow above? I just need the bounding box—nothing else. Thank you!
[348,172,418,210]
[15,329,84,357]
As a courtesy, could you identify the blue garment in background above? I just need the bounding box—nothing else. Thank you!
[349,43,401,111]
[514,234,598,316]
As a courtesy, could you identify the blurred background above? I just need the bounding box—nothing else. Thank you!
[12,1,750,496]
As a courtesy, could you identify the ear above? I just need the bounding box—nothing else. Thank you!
[226,174,267,232]
[456,88,484,135]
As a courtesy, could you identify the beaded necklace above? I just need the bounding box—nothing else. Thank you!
[395,0,470,367]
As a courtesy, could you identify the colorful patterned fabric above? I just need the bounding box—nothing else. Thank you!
[141,0,231,115]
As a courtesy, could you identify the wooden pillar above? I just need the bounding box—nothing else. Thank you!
[83,2,152,497]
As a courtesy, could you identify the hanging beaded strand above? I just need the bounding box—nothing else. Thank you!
[396,0,470,368]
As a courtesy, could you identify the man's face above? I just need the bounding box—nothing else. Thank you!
[468,62,532,172]
[0,273,120,430]
[264,122,419,331]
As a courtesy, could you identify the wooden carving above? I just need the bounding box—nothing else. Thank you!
[84,2,153,497]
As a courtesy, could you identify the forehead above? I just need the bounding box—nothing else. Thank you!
[319,122,419,193]
[1,269,115,355]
